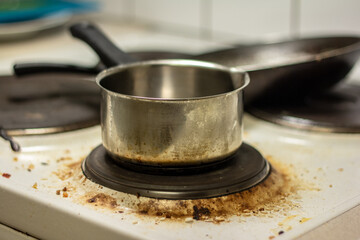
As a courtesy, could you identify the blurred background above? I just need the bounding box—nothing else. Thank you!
[1,0,360,75]
[100,0,360,42]
[1,0,360,42]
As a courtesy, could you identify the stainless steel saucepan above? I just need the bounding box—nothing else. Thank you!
[98,60,248,166]
[71,22,249,166]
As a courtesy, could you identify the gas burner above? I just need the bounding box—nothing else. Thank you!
[246,83,360,133]
[82,143,270,200]
[0,74,100,136]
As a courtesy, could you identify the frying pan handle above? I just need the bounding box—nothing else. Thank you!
[70,22,135,67]
[13,62,103,76]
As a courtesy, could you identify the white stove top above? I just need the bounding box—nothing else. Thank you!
[0,19,360,240]
[1,115,360,240]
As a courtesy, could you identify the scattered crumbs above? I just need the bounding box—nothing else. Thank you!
[309,187,321,191]
[338,168,344,172]
[269,236,275,240]
[118,210,124,213]
[86,193,118,209]
[62,187,68,192]
[300,217,311,223]
[41,162,48,166]
[132,221,138,225]
[134,158,310,221]
[63,192,69,198]
[27,164,35,172]
[53,161,81,180]
[278,215,297,226]
[54,155,316,225]
[329,184,333,188]
[278,230,284,235]
[2,173,11,178]
[32,183,38,189]
[56,156,73,163]
[13,157,18,162]
[214,216,225,222]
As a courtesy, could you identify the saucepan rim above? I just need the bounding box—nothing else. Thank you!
[96,59,250,102]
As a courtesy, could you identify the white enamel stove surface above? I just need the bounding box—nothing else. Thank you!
[1,21,360,240]
[0,114,360,240]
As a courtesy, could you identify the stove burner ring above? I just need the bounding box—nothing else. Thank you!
[0,74,100,136]
[82,143,271,200]
[246,83,360,133]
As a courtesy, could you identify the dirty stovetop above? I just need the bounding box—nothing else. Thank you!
[1,114,360,240]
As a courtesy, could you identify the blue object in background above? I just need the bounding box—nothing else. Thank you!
[0,0,99,23]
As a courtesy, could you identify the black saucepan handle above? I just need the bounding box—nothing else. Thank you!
[69,22,135,67]
[13,62,103,76]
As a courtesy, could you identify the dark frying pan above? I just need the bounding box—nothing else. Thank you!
[13,22,360,105]
[195,37,360,104]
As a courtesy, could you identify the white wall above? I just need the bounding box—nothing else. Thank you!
[300,0,360,36]
[99,0,360,42]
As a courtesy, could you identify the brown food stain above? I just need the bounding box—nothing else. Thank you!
[86,193,118,209]
[53,154,316,222]
[56,156,73,163]
[53,160,83,180]
[134,156,313,220]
